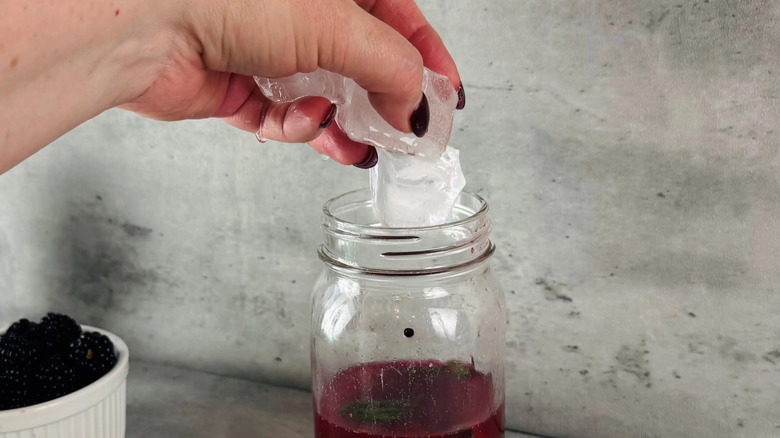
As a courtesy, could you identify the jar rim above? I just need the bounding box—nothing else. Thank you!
[322,188,489,232]
[319,189,494,275]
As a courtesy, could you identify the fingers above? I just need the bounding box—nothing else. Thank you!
[308,124,375,166]
[313,0,426,134]
[355,0,461,90]
[222,86,336,144]
[191,0,454,134]
[200,0,426,134]
[216,74,373,165]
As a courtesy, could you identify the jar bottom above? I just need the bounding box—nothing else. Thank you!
[314,359,504,438]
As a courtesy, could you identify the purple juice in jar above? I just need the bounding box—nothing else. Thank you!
[315,360,504,438]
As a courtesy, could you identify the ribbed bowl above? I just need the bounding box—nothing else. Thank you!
[0,326,129,438]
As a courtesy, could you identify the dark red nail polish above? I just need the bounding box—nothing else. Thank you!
[353,146,378,169]
[410,94,429,138]
[456,85,466,110]
[319,104,337,129]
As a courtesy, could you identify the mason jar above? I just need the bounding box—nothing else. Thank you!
[311,189,506,438]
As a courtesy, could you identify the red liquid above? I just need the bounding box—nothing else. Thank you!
[315,360,504,438]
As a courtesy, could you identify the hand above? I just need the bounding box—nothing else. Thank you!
[120,0,463,165]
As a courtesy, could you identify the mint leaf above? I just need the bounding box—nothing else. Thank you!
[443,360,472,378]
[341,400,409,424]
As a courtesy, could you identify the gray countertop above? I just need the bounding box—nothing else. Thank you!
[127,360,541,438]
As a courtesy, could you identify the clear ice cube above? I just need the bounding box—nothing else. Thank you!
[255,68,457,159]
[255,69,351,105]
[370,146,466,228]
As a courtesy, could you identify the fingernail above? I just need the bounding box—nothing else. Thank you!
[410,94,429,138]
[456,85,466,110]
[353,146,378,169]
[319,104,337,129]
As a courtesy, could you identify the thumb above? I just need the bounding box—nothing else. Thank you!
[315,1,427,136]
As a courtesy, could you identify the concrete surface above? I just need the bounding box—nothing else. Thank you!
[2,1,780,437]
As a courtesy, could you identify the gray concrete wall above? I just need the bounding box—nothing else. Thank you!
[2,1,780,436]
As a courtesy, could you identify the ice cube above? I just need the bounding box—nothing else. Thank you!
[257,69,467,227]
[255,68,457,159]
[370,146,466,227]
[338,68,457,159]
[254,69,351,104]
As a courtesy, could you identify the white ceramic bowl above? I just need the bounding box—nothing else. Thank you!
[0,326,129,438]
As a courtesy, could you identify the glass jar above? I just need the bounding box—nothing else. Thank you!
[311,189,506,438]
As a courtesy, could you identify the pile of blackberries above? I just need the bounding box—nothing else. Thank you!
[0,313,118,410]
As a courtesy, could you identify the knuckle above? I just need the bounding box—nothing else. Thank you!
[396,52,424,97]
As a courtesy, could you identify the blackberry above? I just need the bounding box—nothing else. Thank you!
[0,387,30,410]
[4,318,40,341]
[0,313,118,411]
[32,354,77,403]
[0,332,42,369]
[68,332,117,386]
[0,367,31,410]
[39,313,82,353]
[0,367,28,390]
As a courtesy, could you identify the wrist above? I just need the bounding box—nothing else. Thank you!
[96,0,188,108]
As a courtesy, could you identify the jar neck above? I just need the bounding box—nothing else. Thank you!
[319,189,494,276]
